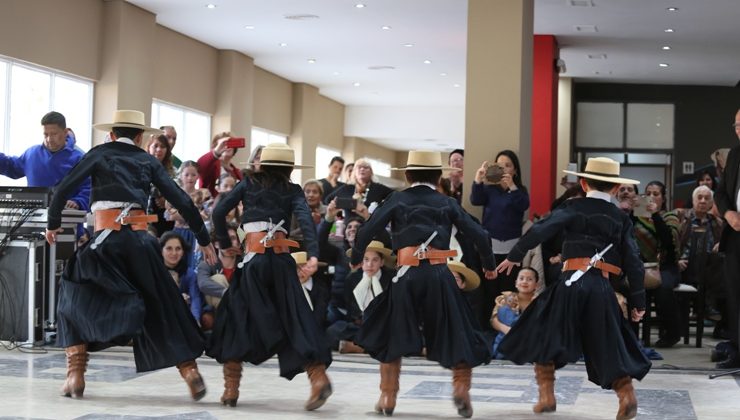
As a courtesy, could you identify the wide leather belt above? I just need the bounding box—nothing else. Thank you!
[94,209,157,232]
[397,246,458,267]
[244,231,299,254]
[562,257,622,279]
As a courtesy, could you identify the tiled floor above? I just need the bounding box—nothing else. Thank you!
[1,335,739,420]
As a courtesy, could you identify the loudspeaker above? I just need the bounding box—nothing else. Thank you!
[0,240,47,345]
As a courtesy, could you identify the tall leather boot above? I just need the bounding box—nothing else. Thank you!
[533,362,557,413]
[375,359,401,416]
[612,376,637,420]
[61,344,89,398]
[177,360,207,401]
[452,363,473,418]
[304,362,332,411]
[221,360,243,407]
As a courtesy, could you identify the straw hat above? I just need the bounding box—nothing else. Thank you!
[260,143,312,169]
[562,157,639,185]
[291,251,328,267]
[447,260,480,291]
[345,240,393,258]
[93,110,163,135]
[392,150,460,171]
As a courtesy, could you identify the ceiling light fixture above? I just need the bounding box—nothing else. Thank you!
[307,59,316,64]
[664,28,675,33]
[662,46,671,50]
[353,82,361,87]
[244,25,255,30]
[453,83,461,88]
[423,59,432,64]
[206,3,216,9]
[381,25,391,30]
[659,63,670,68]
[284,14,320,20]
[439,72,448,77]
[666,7,679,11]
[355,3,366,8]
[279,42,288,47]
[403,43,414,48]
[332,71,340,76]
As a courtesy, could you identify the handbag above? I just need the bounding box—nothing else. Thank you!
[644,262,662,289]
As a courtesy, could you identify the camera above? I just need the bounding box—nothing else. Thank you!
[335,196,358,209]
[485,163,505,184]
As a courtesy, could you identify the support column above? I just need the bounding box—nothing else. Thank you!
[531,35,559,217]
[289,83,320,183]
[464,0,534,217]
[94,0,156,143]
[214,50,255,168]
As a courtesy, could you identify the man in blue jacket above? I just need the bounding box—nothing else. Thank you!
[0,111,90,210]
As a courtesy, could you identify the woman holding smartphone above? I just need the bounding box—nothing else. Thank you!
[197,132,244,198]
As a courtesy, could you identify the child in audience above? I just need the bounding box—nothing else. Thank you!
[490,267,538,359]
[167,160,202,271]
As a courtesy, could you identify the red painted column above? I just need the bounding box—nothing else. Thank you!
[530,35,559,218]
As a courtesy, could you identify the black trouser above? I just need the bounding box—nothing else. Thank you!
[723,231,740,348]
[654,265,682,340]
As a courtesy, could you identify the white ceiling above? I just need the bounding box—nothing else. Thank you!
[127,0,740,151]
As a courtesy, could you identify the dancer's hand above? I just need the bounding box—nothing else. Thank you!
[484,269,498,280]
[631,308,645,322]
[201,243,218,265]
[496,259,520,276]
[45,227,63,245]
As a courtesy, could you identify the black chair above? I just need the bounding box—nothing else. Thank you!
[675,226,709,348]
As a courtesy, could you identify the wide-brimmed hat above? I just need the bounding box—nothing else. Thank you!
[392,150,460,171]
[345,240,393,259]
[563,157,639,185]
[260,143,312,169]
[93,110,163,135]
[447,260,480,291]
[291,251,328,267]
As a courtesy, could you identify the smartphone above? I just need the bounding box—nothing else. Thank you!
[485,163,504,184]
[225,137,246,149]
[335,196,358,209]
[566,162,578,183]
[633,195,652,218]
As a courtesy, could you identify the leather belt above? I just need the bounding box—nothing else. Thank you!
[562,257,622,279]
[396,245,457,267]
[244,231,299,254]
[94,209,158,232]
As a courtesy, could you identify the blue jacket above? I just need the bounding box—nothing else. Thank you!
[0,133,91,210]
[470,182,529,242]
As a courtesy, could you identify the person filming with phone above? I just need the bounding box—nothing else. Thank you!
[197,132,244,198]
[470,150,530,332]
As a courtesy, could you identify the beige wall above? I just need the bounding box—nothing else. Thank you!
[0,0,103,81]
[253,68,292,135]
[556,77,573,195]
[153,26,218,114]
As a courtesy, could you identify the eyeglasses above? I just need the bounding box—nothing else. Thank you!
[732,123,740,129]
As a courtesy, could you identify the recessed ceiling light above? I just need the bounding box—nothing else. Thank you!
[453,83,461,88]
[206,3,216,9]
[666,7,679,11]
[355,3,366,8]
[439,72,448,77]
[279,42,288,47]
[284,14,320,20]
[244,25,255,30]
[661,46,671,50]
[381,25,392,30]
[403,43,414,48]
[368,65,395,70]
[659,63,670,68]
[307,59,316,64]
[353,82,361,87]
[423,59,432,64]
[332,71,340,76]
[664,28,675,33]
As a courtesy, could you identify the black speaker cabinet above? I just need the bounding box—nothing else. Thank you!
[0,240,46,345]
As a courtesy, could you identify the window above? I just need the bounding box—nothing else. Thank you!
[315,145,342,180]
[251,127,287,154]
[0,56,94,186]
[151,100,211,162]
[362,156,391,177]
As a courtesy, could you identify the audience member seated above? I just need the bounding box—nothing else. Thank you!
[197,131,244,198]
[161,231,203,326]
[324,158,394,218]
[328,241,395,354]
[291,179,326,247]
[293,251,329,328]
[490,267,538,359]
[196,224,241,330]
[682,169,721,218]
[166,161,204,272]
[319,156,345,203]
[203,172,240,231]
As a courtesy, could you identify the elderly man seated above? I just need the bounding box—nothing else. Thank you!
[677,185,725,332]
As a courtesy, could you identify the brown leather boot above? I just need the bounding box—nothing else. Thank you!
[304,362,332,410]
[533,362,557,413]
[221,360,242,407]
[177,360,207,401]
[612,376,637,420]
[452,363,473,418]
[60,344,89,398]
[375,359,401,416]
[339,340,365,354]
